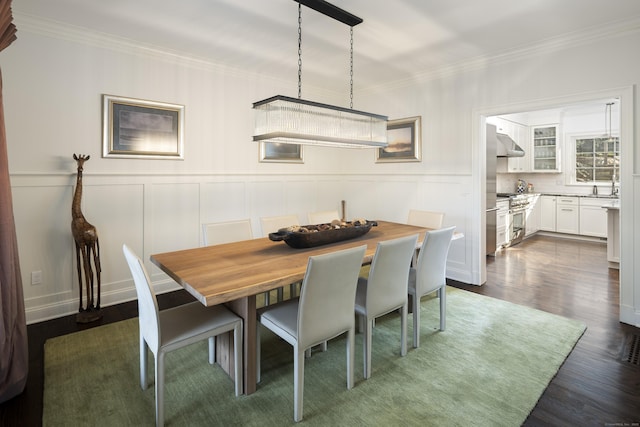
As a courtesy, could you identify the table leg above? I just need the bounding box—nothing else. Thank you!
[219,295,257,395]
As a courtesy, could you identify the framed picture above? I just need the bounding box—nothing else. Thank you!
[102,95,184,159]
[259,142,304,163]
[376,116,422,163]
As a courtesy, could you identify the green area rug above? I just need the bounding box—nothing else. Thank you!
[43,287,585,426]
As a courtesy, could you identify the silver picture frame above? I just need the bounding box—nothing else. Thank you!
[259,141,304,163]
[376,116,422,163]
[102,95,184,159]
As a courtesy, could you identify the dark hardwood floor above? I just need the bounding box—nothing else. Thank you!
[453,235,640,426]
[1,234,639,426]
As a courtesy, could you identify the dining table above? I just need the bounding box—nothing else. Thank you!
[150,220,461,394]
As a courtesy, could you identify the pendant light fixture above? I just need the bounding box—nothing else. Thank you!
[604,102,614,142]
[252,0,388,148]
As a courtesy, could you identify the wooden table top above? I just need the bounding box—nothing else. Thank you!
[150,221,438,307]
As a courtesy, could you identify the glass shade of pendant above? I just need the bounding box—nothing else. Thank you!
[253,95,388,148]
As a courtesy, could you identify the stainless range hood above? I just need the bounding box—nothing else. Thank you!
[496,132,525,157]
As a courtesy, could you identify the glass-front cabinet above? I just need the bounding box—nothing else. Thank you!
[532,125,560,172]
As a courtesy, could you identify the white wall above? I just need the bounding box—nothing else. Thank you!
[2,17,639,326]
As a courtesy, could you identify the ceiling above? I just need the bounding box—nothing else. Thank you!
[12,0,640,94]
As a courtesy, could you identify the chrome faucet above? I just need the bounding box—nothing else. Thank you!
[611,175,618,196]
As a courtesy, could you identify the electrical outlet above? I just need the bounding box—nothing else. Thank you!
[31,270,42,285]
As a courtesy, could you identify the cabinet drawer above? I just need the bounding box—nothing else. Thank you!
[556,197,579,206]
[580,197,614,207]
[556,205,579,234]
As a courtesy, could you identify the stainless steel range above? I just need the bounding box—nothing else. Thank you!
[498,193,530,246]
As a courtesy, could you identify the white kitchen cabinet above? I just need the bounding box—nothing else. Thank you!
[496,200,510,247]
[556,196,579,234]
[540,195,556,231]
[579,198,608,238]
[525,194,540,237]
[490,117,531,173]
[531,125,560,172]
[507,121,531,173]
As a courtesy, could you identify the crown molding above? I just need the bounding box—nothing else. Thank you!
[14,12,640,94]
[362,16,640,92]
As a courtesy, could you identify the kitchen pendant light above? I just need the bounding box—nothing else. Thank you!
[252,0,388,149]
[604,102,614,142]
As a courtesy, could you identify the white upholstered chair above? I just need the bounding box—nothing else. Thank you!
[407,209,445,266]
[407,226,456,348]
[354,234,418,379]
[122,244,243,426]
[307,210,340,224]
[260,214,301,300]
[260,214,300,236]
[407,209,445,229]
[202,219,253,246]
[257,244,366,422]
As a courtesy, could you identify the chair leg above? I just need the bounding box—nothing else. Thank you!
[364,317,373,379]
[347,327,354,390]
[400,303,407,357]
[294,345,305,422]
[233,322,243,396]
[155,352,165,427]
[439,286,446,331]
[412,294,420,348]
[140,337,148,389]
[289,283,297,298]
[277,287,284,302]
[264,291,270,306]
[208,337,215,365]
[321,341,328,352]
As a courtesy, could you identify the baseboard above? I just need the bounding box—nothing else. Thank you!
[25,279,181,325]
[620,303,640,328]
[531,231,607,243]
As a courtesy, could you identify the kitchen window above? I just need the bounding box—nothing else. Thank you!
[571,135,620,183]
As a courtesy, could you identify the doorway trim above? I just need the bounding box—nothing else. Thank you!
[472,85,635,325]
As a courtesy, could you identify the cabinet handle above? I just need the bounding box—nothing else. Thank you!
[561,208,574,212]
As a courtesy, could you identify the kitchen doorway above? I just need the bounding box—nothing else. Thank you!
[474,86,633,324]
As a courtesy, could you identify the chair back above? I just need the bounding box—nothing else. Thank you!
[122,244,161,352]
[407,209,445,229]
[366,234,418,315]
[307,210,340,224]
[260,214,300,236]
[414,226,456,295]
[202,219,253,246]
[297,245,366,349]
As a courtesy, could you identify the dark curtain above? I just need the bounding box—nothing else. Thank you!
[0,0,26,403]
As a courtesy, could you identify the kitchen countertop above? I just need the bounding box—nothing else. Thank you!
[498,192,619,200]
[600,199,620,210]
[543,193,619,199]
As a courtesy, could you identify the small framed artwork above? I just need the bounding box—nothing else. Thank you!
[376,116,422,163]
[259,142,304,163]
[102,95,184,159]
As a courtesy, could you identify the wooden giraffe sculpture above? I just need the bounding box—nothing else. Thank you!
[71,154,102,322]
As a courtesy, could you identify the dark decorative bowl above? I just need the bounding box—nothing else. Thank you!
[269,220,377,249]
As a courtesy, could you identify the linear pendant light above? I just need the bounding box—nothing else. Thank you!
[252,0,388,149]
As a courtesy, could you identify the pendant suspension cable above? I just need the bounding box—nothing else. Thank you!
[349,26,354,109]
[298,4,303,99]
